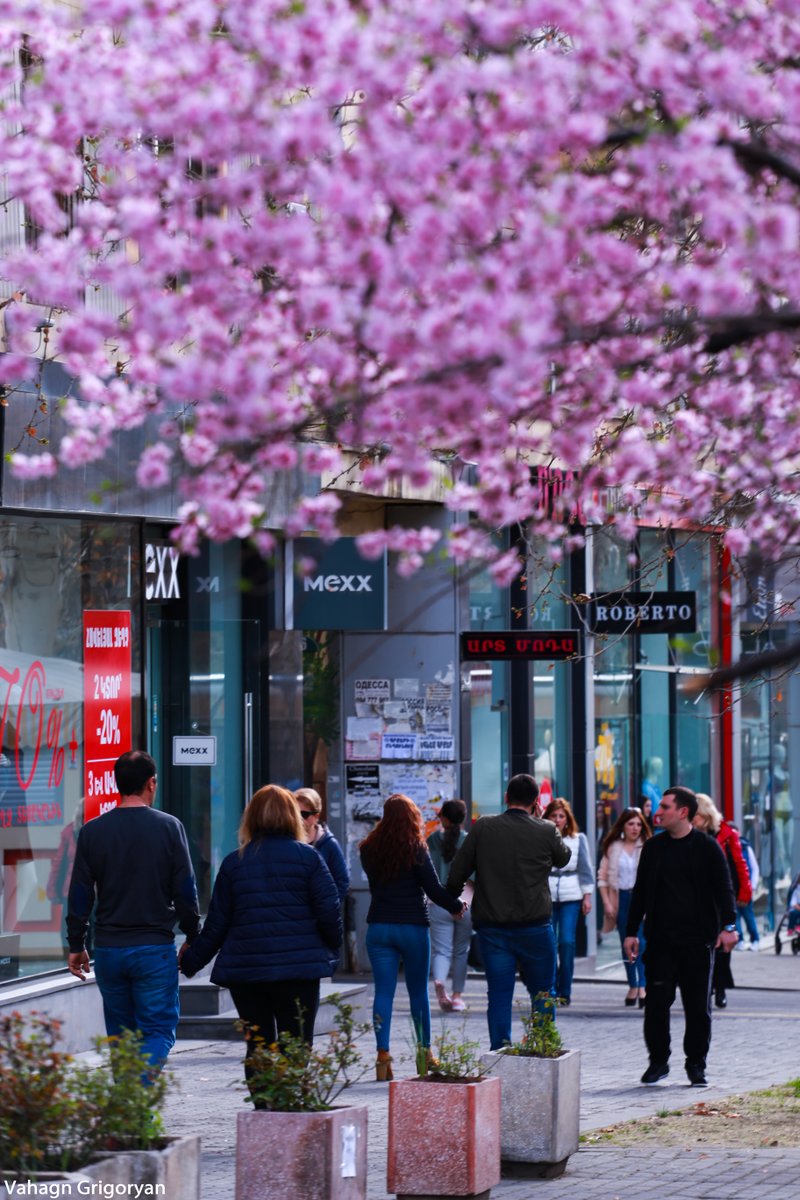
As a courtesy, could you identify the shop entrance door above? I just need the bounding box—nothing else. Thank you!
[147,619,261,910]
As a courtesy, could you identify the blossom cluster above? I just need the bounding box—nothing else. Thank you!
[1,1,799,573]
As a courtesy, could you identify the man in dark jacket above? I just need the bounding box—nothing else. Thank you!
[447,774,570,1049]
[624,785,737,1088]
[67,750,200,1072]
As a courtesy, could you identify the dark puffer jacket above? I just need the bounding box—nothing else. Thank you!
[180,834,342,984]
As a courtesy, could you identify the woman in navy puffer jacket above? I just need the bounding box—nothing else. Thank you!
[180,784,341,1052]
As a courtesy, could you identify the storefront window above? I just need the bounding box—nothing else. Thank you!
[528,539,571,805]
[468,561,509,815]
[593,529,634,835]
[0,517,141,981]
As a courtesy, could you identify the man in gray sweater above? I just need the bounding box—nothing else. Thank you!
[447,774,570,1049]
[67,750,200,1071]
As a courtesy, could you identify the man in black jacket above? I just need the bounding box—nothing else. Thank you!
[447,774,570,1049]
[624,785,737,1088]
[67,751,200,1072]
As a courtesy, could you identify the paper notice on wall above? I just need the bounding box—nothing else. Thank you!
[394,678,420,699]
[424,702,451,732]
[380,763,458,824]
[345,764,383,822]
[345,731,382,760]
[405,698,426,731]
[425,681,453,705]
[418,735,456,761]
[355,679,391,705]
[381,732,418,760]
[346,716,384,741]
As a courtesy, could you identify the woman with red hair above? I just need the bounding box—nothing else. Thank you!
[360,794,464,1080]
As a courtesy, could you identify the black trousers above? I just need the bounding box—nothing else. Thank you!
[642,941,714,1068]
[230,978,321,1051]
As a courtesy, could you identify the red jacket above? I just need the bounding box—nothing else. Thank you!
[717,822,752,906]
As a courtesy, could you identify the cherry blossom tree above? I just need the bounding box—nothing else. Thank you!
[1,0,799,578]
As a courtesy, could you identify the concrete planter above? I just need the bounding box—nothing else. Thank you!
[1,1134,200,1200]
[480,1048,580,1179]
[236,1106,368,1200]
[387,1076,501,1198]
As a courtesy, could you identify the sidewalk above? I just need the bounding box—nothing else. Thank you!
[163,953,800,1199]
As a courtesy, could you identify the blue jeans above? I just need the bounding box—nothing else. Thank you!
[551,901,581,1001]
[93,944,180,1072]
[477,923,557,1050]
[367,923,431,1051]
[617,889,646,989]
[736,903,759,944]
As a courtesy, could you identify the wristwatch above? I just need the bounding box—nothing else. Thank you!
[722,924,737,932]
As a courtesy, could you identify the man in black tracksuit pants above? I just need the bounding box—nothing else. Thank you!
[624,785,737,1088]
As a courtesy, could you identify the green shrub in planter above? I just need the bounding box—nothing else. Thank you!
[243,994,369,1112]
[0,1011,171,1178]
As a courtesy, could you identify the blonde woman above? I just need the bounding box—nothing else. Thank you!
[543,798,594,1005]
[598,807,651,1006]
[180,784,341,1064]
[693,793,748,1007]
[295,787,350,904]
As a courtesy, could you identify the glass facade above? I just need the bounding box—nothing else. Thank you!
[0,516,141,979]
[591,528,720,842]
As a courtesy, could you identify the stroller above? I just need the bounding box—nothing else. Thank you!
[774,872,800,956]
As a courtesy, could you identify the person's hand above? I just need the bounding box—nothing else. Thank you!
[716,929,738,952]
[68,950,90,981]
[177,942,188,965]
[623,936,639,962]
[581,894,592,916]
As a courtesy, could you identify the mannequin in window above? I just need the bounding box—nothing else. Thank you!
[641,757,663,819]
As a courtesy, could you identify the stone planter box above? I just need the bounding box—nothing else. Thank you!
[236,1106,368,1200]
[1,1134,200,1200]
[387,1076,501,1198]
[480,1048,580,1178]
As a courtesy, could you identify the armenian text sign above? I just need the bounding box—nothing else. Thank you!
[460,631,579,661]
[83,611,132,821]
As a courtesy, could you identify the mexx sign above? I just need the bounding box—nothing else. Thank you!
[304,574,373,593]
[294,538,386,630]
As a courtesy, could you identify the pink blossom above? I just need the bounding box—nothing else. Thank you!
[136,443,173,490]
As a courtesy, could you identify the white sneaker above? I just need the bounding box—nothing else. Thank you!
[734,942,746,952]
[749,942,761,952]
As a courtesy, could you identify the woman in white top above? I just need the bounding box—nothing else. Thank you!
[544,798,595,1005]
[597,807,652,1007]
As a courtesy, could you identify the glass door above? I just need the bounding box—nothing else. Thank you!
[147,619,261,909]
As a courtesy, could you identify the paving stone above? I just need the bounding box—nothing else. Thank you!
[162,963,800,1200]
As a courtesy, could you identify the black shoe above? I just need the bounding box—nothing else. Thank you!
[714,990,727,1009]
[641,1062,669,1085]
[687,1063,708,1087]
[624,996,637,1007]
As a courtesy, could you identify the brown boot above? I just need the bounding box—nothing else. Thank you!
[376,1050,394,1081]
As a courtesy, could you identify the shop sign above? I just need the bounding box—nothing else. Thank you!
[293,538,386,630]
[460,631,580,661]
[145,542,181,601]
[172,735,217,766]
[589,592,697,635]
[83,611,132,821]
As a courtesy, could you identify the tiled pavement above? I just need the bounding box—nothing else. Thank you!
[164,950,800,1198]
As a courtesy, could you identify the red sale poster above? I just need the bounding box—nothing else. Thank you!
[83,611,132,822]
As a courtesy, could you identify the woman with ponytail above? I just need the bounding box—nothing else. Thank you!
[427,799,473,1012]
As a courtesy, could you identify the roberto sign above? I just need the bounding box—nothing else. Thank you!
[461,631,580,661]
[293,538,387,630]
[589,592,697,635]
